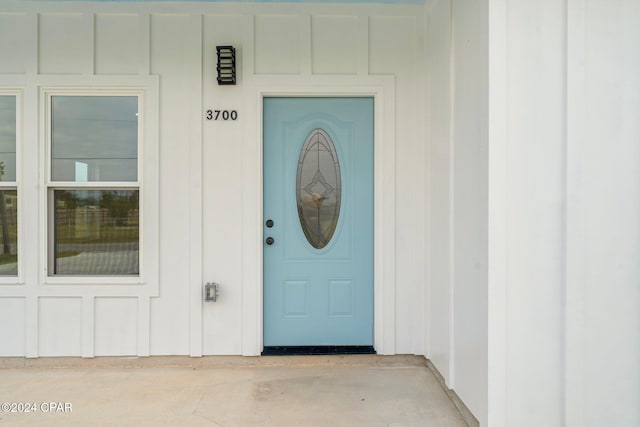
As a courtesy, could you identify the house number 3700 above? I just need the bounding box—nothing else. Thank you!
[206,110,238,121]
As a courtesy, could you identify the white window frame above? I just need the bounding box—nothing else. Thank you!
[0,89,22,284]
[41,85,156,286]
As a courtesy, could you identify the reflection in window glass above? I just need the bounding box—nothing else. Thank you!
[53,190,139,275]
[51,96,138,182]
[0,95,16,182]
[0,189,17,275]
[296,129,341,249]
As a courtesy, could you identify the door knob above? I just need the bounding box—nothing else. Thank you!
[265,237,275,245]
[266,219,274,228]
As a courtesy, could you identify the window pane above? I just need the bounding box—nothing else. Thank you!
[51,96,138,182]
[0,96,16,182]
[53,189,139,276]
[0,189,17,275]
[296,129,341,249]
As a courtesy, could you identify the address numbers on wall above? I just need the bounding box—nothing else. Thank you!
[206,109,238,121]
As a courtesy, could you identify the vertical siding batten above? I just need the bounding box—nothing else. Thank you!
[564,0,586,425]
[356,15,369,75]
[487,0,508,425]
[188,13,204,357]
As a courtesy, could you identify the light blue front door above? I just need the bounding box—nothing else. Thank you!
[263,97,374,347]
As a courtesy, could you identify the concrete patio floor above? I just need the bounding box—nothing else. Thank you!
[0,355,470,426]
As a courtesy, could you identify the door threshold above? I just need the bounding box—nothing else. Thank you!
[261,346,376,356]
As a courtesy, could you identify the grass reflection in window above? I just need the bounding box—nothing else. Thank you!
[53,190,139,276]
[0,187,17,275]
[0,94,18,275]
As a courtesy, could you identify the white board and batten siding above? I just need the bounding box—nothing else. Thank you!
[0,2,426,361]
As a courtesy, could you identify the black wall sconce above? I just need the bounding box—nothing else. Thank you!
[216,46,236,85]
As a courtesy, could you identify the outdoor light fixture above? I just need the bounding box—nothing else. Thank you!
[216,46,236,85]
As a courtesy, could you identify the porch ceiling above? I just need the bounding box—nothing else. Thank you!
[31,0,425,4]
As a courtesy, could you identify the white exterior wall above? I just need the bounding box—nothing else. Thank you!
[426,0,488,423]
[0,1,426,358]
[504,0,566,424]
[426,0,453,384]
[427,0,640,426]
[567,1,640,425]
[486,0,640,426]
[450,1,488,423]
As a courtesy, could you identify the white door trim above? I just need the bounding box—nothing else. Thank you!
[241,75,396,355]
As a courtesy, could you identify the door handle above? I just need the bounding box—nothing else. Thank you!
[265,237,275,245]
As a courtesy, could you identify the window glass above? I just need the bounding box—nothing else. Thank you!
[51,96,138,182]
[0,95,16,182]
[53,189,139,276]
[296,128,341,249]
[0,189,17,275]
[0,95,17,276]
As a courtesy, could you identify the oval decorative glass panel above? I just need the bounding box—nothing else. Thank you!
[296,129,341,249]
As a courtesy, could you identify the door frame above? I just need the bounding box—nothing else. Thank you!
[241,75,396,355]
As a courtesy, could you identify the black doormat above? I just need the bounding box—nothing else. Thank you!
[262,346,376,356]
